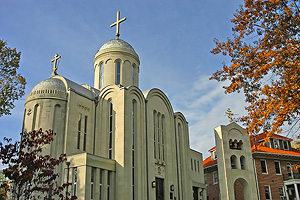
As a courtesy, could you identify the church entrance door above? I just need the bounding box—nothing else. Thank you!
[156,178,164,200]
[192,186,199,200]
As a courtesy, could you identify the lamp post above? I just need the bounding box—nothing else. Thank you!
[65,161,70,198]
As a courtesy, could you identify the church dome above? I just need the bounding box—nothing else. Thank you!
[26,77,67,102]
[99,39,135,52]
[31,77,66,93]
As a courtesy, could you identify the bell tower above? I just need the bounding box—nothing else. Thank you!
[94,11,140,90]
[214,123,258,200]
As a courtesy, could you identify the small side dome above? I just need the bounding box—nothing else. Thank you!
[99,39,135,52]
[26,77,67,102]
[31,78,66,93]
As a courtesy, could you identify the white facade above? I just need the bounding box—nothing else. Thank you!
[22,37,206,200]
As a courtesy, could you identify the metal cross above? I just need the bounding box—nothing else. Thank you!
[225,108,237,123]
[51,53,61,76]
[110,11,126,39]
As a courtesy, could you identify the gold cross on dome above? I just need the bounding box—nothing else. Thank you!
[51,53,61,76]
[110,11,126,39]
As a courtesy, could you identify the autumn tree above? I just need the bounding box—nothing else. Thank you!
[0,170,8,199]
[0,129,76,199]
[210,0,300,138]
[0,39,26,117]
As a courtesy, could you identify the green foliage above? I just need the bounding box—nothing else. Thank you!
[0,39,26,117]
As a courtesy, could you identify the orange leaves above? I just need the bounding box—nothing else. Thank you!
[211,0,300,137]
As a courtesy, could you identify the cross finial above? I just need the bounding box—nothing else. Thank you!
[110,11,126,39]
[51,53,61,77]
[225,108,238,123]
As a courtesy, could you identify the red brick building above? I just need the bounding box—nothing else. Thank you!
[204,130,300,200]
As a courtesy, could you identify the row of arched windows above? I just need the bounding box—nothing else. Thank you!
[230,155,246,170]
[153,111,165,161]
[229,139,243,150]
[97,61,137,87]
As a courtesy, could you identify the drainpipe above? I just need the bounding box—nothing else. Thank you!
[253,158,261,200]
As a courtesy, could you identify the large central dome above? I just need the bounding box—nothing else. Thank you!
[99,39,135,52]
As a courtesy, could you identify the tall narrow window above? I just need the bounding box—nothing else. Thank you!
[107,171,111,200]
[278,186,285,199]
[132,65,135,85]
[83,116,88,151]
[109,101,113,159]
[77,114,82,149]
[32,104,40,131]
[283,141,289,150]
[91,167,95,200]
[274,161,281,174]
[231,155,237,169]
[213,171,218,184]
[240,156,246,170]
[100,63,104,87]
[157,115,161,160]
[132,101,135,200]
[204,174,207,185]
[264,185,271,200]
[153,112,156,159]
[261,160,268,174]
[287,163,293,178]
[116,61,121,85]
[73,167,78,196]
[99,169,103,200]
[161,115,165,161]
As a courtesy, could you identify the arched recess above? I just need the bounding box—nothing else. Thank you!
[115,59,122,85]
[234,178,249,200]
[231,155,237,169]
[240,156,246,170]
[32,104,40,131]
[143,88,174,117]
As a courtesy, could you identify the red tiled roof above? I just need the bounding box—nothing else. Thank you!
[208,146,216,152]
[251,145,300,156]
[203,156,217,168]
[253,132,292,142]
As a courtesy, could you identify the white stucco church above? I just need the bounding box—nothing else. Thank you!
[21,12,206,200]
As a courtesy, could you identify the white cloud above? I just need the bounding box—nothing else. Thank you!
[172,74,247,158]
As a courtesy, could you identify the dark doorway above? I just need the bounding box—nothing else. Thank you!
[156,178,164,200]
[193,186,199,200]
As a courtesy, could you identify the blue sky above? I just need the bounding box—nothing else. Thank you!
[0,0,246,159]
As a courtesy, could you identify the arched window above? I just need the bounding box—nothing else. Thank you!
[237,140,243,150]
[108,101,113,159]
[77,114,82,149]
[116,61,121,84]
[132,65,135,85]
[32,104,40,131]
[100,63,104,87]
[157,114,161,160]
[229,139,234,149]
[230,155,237,169]
[240,156,246,169]
[287,162,293,178]
[132,100,136,200]
[161,115,165,161]
[153,111,156,159]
